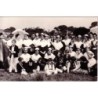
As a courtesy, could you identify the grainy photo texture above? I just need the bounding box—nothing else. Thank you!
[0,17,97,81]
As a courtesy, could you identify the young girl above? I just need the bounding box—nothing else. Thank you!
[44,59,55,75]
[8,39,19,72]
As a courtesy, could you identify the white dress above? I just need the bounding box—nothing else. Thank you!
[52,41,63,50]
[44,53,55,60]
[62,39,71,46]
[20,53,31,63]
[31,54,41,63]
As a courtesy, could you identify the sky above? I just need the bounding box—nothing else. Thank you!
[0,17,98,30]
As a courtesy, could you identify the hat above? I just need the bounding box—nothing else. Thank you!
[35,33,39,36]
[78,35,82,38]
[35,47,39,51]
[84,34,88,37]
[44,34,48,37]
[88,51,94,56]
[48,47,52,51]
[69,45,73,48]
[57,35,60,38]
[41,33,44,35]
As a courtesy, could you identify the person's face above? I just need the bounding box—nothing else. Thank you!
[24,49,28,53]
[30,48,34,51]
[12,40,16,46]
[31,34,35,39]
[76,49,80,54]
[57,52,61,57]
[77,37,81,41]
[65,35,69,39]
[45,36,49,40]
[69,47,73,52]
[84,36,88,41]
[48,50,51,55]
[35,50,39,55]
[86,47,90,52]
[93,35,97,39]
[24,35,28,40]
[53,36,56,40]
[41,35,44,40]
[90,34,93,39]
[56,36,60,41]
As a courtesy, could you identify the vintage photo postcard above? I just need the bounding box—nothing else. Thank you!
[0,17,97,81]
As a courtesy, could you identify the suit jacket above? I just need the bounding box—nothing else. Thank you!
[10,45,19,58]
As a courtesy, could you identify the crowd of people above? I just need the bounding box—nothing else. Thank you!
[0,29,97,76]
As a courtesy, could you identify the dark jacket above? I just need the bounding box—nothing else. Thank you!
[10,45,19,58]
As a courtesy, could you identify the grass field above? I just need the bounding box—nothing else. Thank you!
[0,69,97,81]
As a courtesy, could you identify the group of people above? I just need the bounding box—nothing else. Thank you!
[0,30,97,76]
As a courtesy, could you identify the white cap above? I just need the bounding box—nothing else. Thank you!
[48,47,52,51]
[78,35,82,38]
[84,34,88,37]
[35,47,39,50]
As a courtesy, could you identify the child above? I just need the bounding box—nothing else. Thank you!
[8,39,19,72]
[17,57,28,75]
[44,59,55,75]
[63,49,71,73]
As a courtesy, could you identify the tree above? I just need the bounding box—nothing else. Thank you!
[90,21,98,28]
[4,27,16,33]
[54,25,67,35]
[73,27,90,36]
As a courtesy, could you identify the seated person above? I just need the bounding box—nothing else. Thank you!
[44,59,55,75]
[19,47,31,73]
[74,35,83,51]
[17,57,28,75]
[31,47,41,73]
[28,44,35,55]
[87,51,97,75]
[55,52,64,74]
[72,49,88,74]
[63,51,71,73]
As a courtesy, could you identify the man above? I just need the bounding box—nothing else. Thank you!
[51,35,65,56]
[83,34,92,53]
[62,34,71,46]
[32,33,40,47]
[74,35,83,50]
[39,33,48,57]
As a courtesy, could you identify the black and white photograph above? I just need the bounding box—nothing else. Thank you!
[0,17,97,81]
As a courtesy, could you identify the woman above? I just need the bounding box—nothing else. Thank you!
[0,33,10,70]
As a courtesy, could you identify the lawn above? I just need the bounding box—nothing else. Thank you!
[0,69,97,81]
